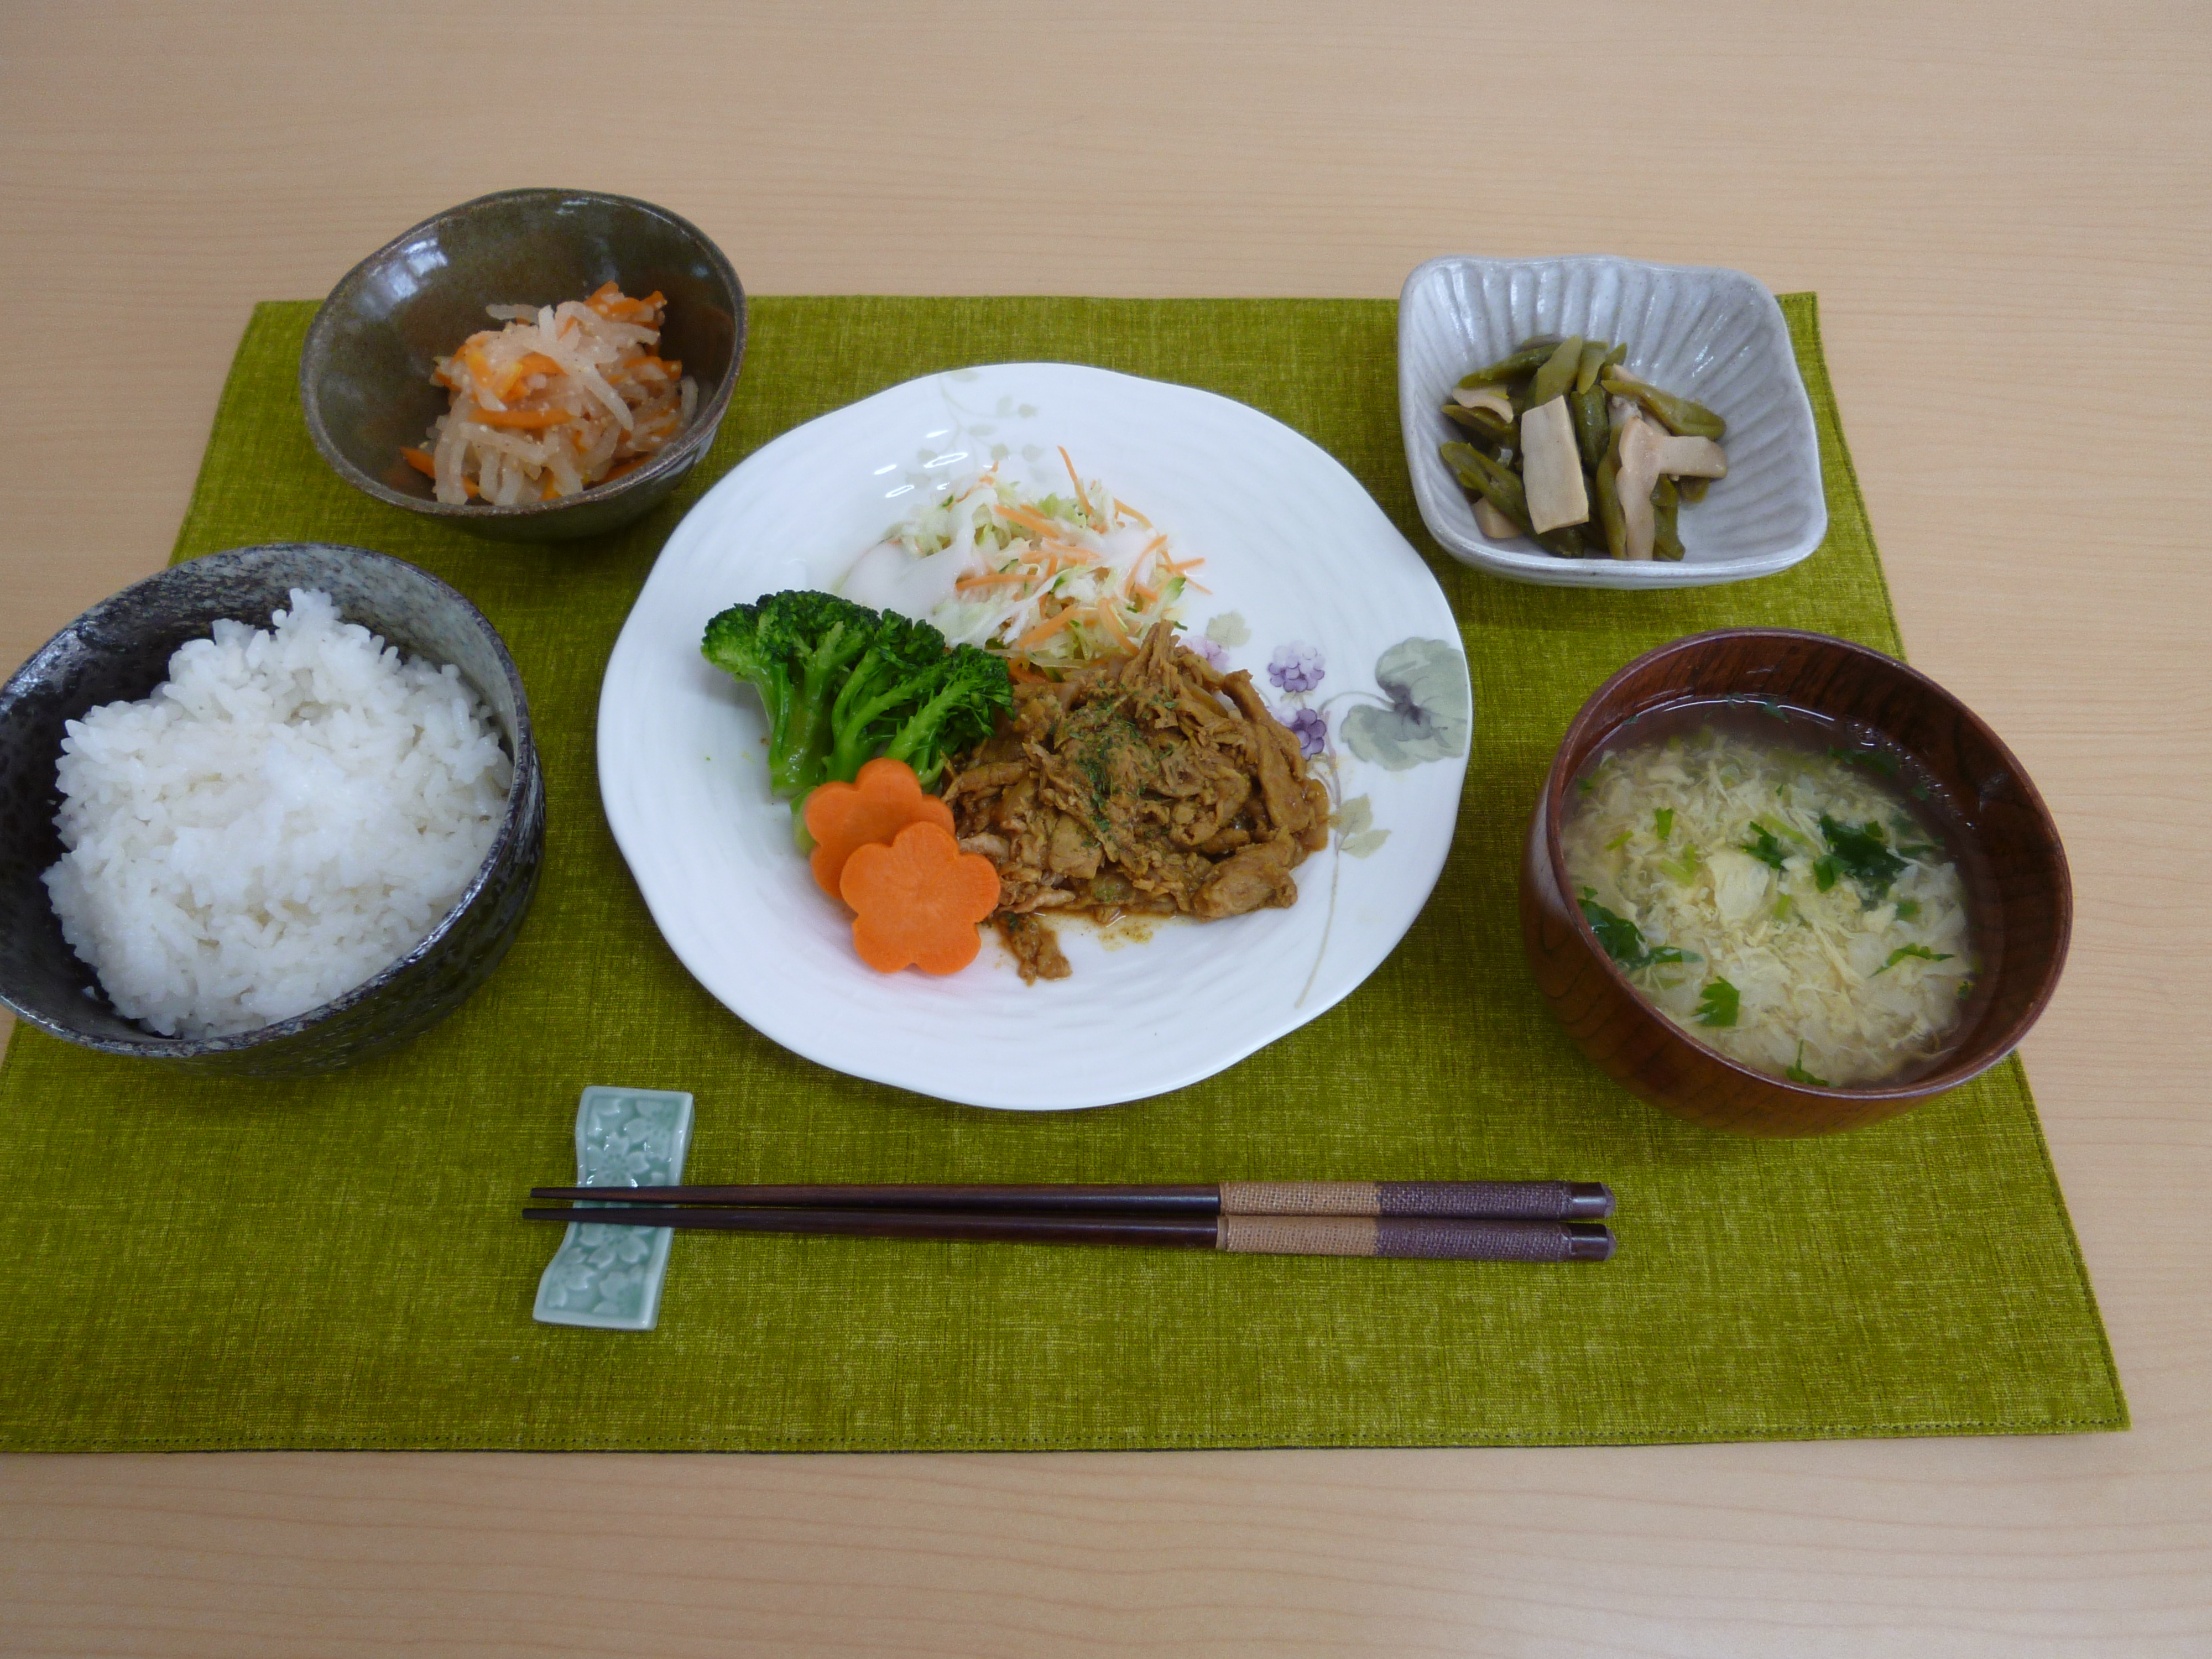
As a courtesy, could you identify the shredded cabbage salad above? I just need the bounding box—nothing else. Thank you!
[1562,724,1975,1086]
[838,450,1202,675]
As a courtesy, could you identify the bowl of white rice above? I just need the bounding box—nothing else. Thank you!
[0,544,544,1076]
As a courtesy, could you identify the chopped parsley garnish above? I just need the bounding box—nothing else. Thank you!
[1741,821,1790,872]
[1694,978,1740,1027]
[1875,943,1954,974]
[1604,829,1632,851]
[1577,888,1699,973]
[1785,1041,1830,1087]
[1656,842,1702,884]
[1813,855,1839,892]
[1818,814,1907,900]
[1772,894,1793,921]
[1653,807,1673,841]
[1893,898,1921,920]
[1575,776,1595,797]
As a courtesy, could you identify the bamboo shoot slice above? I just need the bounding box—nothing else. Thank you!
[1519,398,1589,533]
[1655,434,1728,478]
[1616,415,1666,561]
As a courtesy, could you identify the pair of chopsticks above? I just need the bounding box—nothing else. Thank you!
[523,1179,1617,1263]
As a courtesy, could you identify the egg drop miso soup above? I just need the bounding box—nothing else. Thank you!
[1561,703,1978,1087]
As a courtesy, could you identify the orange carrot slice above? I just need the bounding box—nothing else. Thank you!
[465,407,573,430]
[839,821,1000,974]
[804,757,956,900]
[400,447,438,478]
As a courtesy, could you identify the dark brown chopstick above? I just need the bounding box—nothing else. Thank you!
[521,1204,1615,1262]
[527,1178,1614,1221]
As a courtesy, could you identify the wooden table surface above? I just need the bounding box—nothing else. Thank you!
[2,3,2205,1652]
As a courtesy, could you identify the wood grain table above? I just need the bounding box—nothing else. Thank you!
[2,3,2204,1653]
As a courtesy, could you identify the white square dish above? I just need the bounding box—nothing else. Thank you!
[1399,255,1827,588]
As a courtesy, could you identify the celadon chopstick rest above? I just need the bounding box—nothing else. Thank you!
[534,1086,694,1331]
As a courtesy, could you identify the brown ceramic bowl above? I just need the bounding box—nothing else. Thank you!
[300,187,744,543]
[1520,629,2069,1136]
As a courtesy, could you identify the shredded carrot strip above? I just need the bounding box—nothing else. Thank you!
[465,407,573,430]
[400,447,438,478]
[1113,498,1152,527]
[998,504,1061,539]
[1097,600,1135,653]
[1058,446,1085,506]
[1014,609,1081,651]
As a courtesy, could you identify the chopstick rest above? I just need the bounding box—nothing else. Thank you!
[532,1087,695,1332]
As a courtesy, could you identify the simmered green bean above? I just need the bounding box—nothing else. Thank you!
[1571,379,1610,470]
[1601,369,1727,440]
[1439,442,1532,530]
[1594,422,1628,560]
[1455,338,1562,389]
[1573,341,1610,396]
[1652,474,1686,561]
[1525,336,1585,410]
[1442,403,1516,446]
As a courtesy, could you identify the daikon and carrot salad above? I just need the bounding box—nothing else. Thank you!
[402,283,697,506]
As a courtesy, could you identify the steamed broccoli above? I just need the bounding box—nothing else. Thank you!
[700,591,1013,805]
[872,643,1013,789]
[825,608,959,785]
[700,600,791,769]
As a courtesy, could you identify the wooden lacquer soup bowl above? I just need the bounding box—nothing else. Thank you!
[1520,629,2070,1136]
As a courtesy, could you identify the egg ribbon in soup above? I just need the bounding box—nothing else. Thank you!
[1561,715,1975,1087]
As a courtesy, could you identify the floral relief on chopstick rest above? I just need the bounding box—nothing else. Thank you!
[533,1086,695,1332]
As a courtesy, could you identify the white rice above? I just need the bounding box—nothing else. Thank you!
[41,588,513,1039]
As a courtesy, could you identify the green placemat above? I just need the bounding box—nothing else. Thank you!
[0,296,2123,1451]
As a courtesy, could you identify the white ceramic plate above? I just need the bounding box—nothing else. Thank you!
[599,364,1472,1109]
[1399,254,1827,589]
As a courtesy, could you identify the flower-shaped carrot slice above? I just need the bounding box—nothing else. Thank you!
[804,756,956,900]
[839,820,1001,975]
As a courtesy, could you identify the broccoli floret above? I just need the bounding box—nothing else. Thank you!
[880,643,1013,789]
[700,590,1010,808]
[825,608,958,786]
[702,591,878,797]
[758,591,879,797]
[700,601,792,770]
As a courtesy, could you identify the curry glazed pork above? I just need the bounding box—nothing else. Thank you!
[942,623,1331,982]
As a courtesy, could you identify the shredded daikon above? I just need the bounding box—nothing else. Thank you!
[838,451,1201,675]
[403,283,696,507]
[1562,723,1974,1086]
